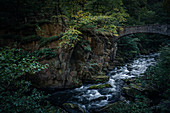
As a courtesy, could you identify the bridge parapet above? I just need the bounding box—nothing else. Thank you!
[118,24,170,38]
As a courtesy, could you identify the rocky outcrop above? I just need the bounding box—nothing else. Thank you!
[122,78,160,102]
[0,23,119,89]
[33,34,118,89]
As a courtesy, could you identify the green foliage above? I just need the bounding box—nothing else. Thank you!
[83,45,92,52]
[59,27,82,48]
[121,46,170,113]
[88,84,112,89]
[39,34,63,48]
[136,34,169,54]
[123,0,169,25]
[0,47,56,112]
[71,10,127,36]
[145,46,170,91]
[32,48,57,60]
[81,61,98,70]
[80,40,92,52]
[117,35,140,60]
[21,35,43,44]
[107,101,152,113]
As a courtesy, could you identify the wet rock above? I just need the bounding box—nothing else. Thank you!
[55,106,67,113]
[130,83,145,91]
[103,68,109,73]
[108,65,115,71]
[104,56,110,62]
[61,62,67,71]
[123,78,137,85]
[88,84,112,89]
[53,60,61,68]
[122,82,158,98]
[62,103,85,113]
[70,71,77,77]
[95,101,125,113]
[122,85,142,100]
[90,96,107,102]
[116,58,124,63]
[103,62,109,68]
[83,76,109,84]
[103,68,108,71]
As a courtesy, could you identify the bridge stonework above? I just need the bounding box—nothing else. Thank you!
[118,24,170,38]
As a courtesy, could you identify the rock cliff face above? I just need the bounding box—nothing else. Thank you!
[31,37,118,89]
[1,23,118,89]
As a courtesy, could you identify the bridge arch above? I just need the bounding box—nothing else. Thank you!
[117,24,170,38]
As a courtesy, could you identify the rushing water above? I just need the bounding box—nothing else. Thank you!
[50,53,159,112]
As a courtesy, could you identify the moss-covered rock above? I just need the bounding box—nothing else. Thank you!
[96,101,152,113]
[123,78,137,85]
[122,85,142,100]
[83,76,109,84]
[122,82,160,101]
[62,103,85,113]
[90,96,107,102]
[55,106,67,113]
[88,84,112,89]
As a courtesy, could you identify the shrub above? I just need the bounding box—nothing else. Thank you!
[107,101,152,113]
[32,48,57,60]
[0,47,56,112]
[145,46,170,91]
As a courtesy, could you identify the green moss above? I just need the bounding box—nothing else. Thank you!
[32,48,57,59]
[63,103,85,113]
[94,76,109,83]
[37,19,52,26]
[21,35,43,44]
[88,84,112,89]
[98,101,152,113]
[39,33,63,48]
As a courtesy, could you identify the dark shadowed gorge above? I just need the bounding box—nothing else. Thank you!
[0,0,169,113]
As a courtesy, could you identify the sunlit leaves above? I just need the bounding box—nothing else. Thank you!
[59,27,82,48]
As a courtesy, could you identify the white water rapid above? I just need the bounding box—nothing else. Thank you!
[51,53,159,112]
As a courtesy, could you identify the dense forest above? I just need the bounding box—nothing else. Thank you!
[0,0,169,113]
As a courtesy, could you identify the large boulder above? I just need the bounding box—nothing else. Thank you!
[62,103,85,113]
[88,84,112,89]
[83,75,109,84]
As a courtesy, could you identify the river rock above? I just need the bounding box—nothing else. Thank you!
[62,103,85,113]
[90,96,107,102]
[83,75,109,84]
[122,87,140,101]
[88,84,112,89]
[55,106,67,113]
[95,101,126,113]
[123,78,137,85]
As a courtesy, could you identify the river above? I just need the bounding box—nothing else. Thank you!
[50,53,159,113]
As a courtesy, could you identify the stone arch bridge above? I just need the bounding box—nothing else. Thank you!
[117,24,170,38]
[109,24,169,60]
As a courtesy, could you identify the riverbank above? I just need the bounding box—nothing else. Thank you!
[96,46,170,113]
[49,52,160,113]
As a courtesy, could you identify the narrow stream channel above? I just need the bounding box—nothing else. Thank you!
[50,53,159,112]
